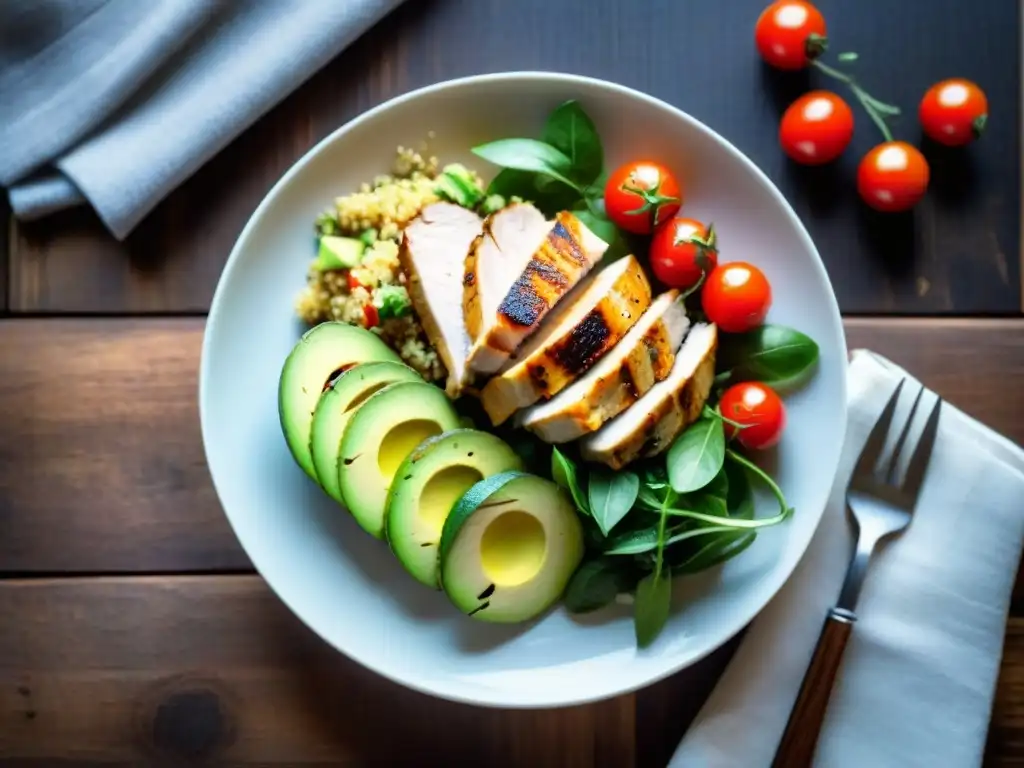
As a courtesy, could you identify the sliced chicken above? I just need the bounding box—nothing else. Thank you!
[579,322,718,470]
[463,207,608,380]
[517,290,690,443]
[399,202,483,396]
[480,254,652,426]
[463,202,550,343]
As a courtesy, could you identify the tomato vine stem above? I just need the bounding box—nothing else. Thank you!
[812,59,900,144]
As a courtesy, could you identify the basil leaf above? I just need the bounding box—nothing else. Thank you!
[717,325,820,386]
[667,417,726,493]
[542,99,604,186]
[551,446,589,515]
[471,139,582,193]
[588,468,640,536]
[564,558,631,613]
[634,571,671,648]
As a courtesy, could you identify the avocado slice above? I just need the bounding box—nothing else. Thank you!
[338,380,461,539]
[278,321,402,481]
[439,471,584,623]
[385,428,523,588]
[315,235,365,271]
[310,361,421,505]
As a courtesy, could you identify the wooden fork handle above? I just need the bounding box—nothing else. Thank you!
[771,608,856,768]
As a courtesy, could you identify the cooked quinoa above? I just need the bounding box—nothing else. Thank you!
[295,142,487,383]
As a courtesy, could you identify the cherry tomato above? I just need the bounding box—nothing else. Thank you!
[604,160,682,235]
[702,262,772,333]
[363,303,379,328]
[719,382,786,450]
[649,218,718,291]
[856,141,930,212]
[919,78,989,147]
[779,90,854,165]
[755,0,828,71]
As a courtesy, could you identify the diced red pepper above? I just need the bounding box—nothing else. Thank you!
[347,272,363,290]
[363,303,379,328]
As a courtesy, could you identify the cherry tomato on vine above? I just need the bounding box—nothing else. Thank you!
[719,382,786,450]
[779,90,854,165]
[649,218,718,291]
[919,78,989,147]
[702,262,772,333]
[857,141,930,213]
[604,160,682,234]
[755,0,828,71]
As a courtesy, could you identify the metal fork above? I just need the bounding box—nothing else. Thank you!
[771,378,943,768]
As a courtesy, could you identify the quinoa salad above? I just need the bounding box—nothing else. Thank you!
[295,141,503,382]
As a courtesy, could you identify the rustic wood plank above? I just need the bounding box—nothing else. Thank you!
[1,194,9,314]
[0,318,248,573]
[1,316,1022,577]
[987,621,1024,765]
[8,0,1019,314]
[0,576,635,767]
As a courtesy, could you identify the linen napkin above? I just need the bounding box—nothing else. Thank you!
[671,349,1024,768]
[0,0,405,240]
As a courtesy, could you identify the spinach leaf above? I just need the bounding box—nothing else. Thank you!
[636,481,677,512]
[603,526,661,555]
[588,468,640,536]
[672,531,758,575]
[564,558,631,613]
[678,490,728,518]
[724,459,755,519]
[716,324,820,386]
[641,463,669,490]
[471,139,581,193]
[634,571,671,648]
[726,449,793,519]
[551,446,589,515]
[662,503,789,529]
[485,168,580,216]
[666,416,726,493]
[542,99,604,186]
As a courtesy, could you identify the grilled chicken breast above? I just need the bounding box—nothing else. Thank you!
[579,322,718,470]
[399,202,484,396]
[480,254,652,426]
[463,202,549,343]
[517,290,690,442]
[464,207,608,380]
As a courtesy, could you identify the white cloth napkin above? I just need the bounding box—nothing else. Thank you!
[671,349,1024,768]
[0,0,405,240]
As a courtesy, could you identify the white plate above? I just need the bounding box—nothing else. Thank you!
[199,72,848,708]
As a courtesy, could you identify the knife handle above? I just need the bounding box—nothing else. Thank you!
[771,608,856,768]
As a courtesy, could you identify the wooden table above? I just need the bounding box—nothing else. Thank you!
[1,1,1021,765]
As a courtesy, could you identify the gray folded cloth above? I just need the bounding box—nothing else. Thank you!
[1,0,405,239]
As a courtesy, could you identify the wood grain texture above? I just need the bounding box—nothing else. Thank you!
[1,317,1021,577]
[988,620,1024,765]
[0,576,635,768]
[6,0,1019,314]
[0,318,248,573]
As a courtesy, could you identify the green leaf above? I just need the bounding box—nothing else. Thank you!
[588,469,640,536]
[603,526,661,555]
[485,168,581,218]
[724,459,755,519]
[677,490,728,519]
[634,572,671,648]
[666,417,726,493]
[672,531,757,575]
[471,139,582,193]
[551,446,589,515]
[542,99,604,186]
[837,51,859,62]
[661,503,789,529]
[716,325,820,386]
[564,558,631,613]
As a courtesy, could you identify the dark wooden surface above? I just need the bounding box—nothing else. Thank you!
[1,0,1022,765]
[6,0,1020,315]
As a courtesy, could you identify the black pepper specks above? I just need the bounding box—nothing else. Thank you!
[477,584,496,600]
